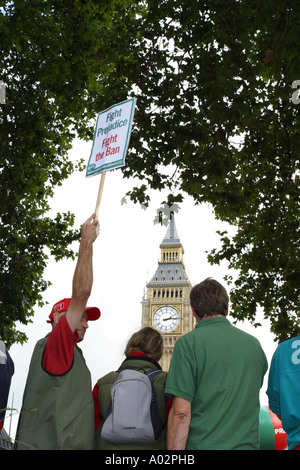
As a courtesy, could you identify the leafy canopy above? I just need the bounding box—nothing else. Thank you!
[0,0,299,345]
[0,0,140,346]
[105,0,299,342]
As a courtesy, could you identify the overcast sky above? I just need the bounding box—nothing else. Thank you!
[5,138,278,439]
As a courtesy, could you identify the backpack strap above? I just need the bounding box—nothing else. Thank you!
[145,369,165,440]
[145,369,163,380]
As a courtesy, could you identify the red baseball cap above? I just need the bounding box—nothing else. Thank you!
[47,298,101,323]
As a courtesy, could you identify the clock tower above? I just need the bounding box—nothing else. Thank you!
[141,214,193,371]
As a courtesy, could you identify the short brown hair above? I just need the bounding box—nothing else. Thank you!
[190,277,229,319]
[124,327,163,362]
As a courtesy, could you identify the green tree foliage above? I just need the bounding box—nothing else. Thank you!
[1,0,299,344]
[102,0,299,342]
[0,0,139,346]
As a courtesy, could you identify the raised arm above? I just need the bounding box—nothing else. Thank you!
[66,213,99,333]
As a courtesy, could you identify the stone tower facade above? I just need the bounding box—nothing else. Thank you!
[141,215,193,371]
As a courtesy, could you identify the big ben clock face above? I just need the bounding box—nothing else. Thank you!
[153,306,180,333]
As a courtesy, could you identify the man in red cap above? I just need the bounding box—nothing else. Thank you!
[44,297,100,375]
[15,214,100,450]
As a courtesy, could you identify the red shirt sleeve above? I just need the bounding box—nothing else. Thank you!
[93,383,102,430]
[165,396,173,418]
[42,315,79,375]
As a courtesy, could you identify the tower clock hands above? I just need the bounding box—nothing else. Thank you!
[152,306,180,332]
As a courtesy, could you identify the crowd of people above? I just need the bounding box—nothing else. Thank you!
[1,214,299,450]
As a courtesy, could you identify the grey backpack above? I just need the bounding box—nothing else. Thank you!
[101,368,164,444]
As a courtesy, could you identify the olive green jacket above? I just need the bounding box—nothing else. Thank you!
[15,335,94,450]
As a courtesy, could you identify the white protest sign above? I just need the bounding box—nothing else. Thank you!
[86,97,136,177]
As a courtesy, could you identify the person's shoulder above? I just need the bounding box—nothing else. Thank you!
[47,314,78,344]
[97,370,119,385]
[151,370,168,384]
[226,321,263,349]
[35,334,50,349]
[276,336,300,354]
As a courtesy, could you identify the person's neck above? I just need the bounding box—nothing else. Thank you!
[198,314,225,323]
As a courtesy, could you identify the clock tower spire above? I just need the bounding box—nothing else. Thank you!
[141,214,193,371]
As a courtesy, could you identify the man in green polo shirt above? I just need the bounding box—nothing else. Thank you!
[165,278,268,450]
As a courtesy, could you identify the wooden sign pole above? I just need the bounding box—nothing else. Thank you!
[95,171,106,220]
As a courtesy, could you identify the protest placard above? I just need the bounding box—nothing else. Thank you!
[86,97,136,177]
[86,98,136,219]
